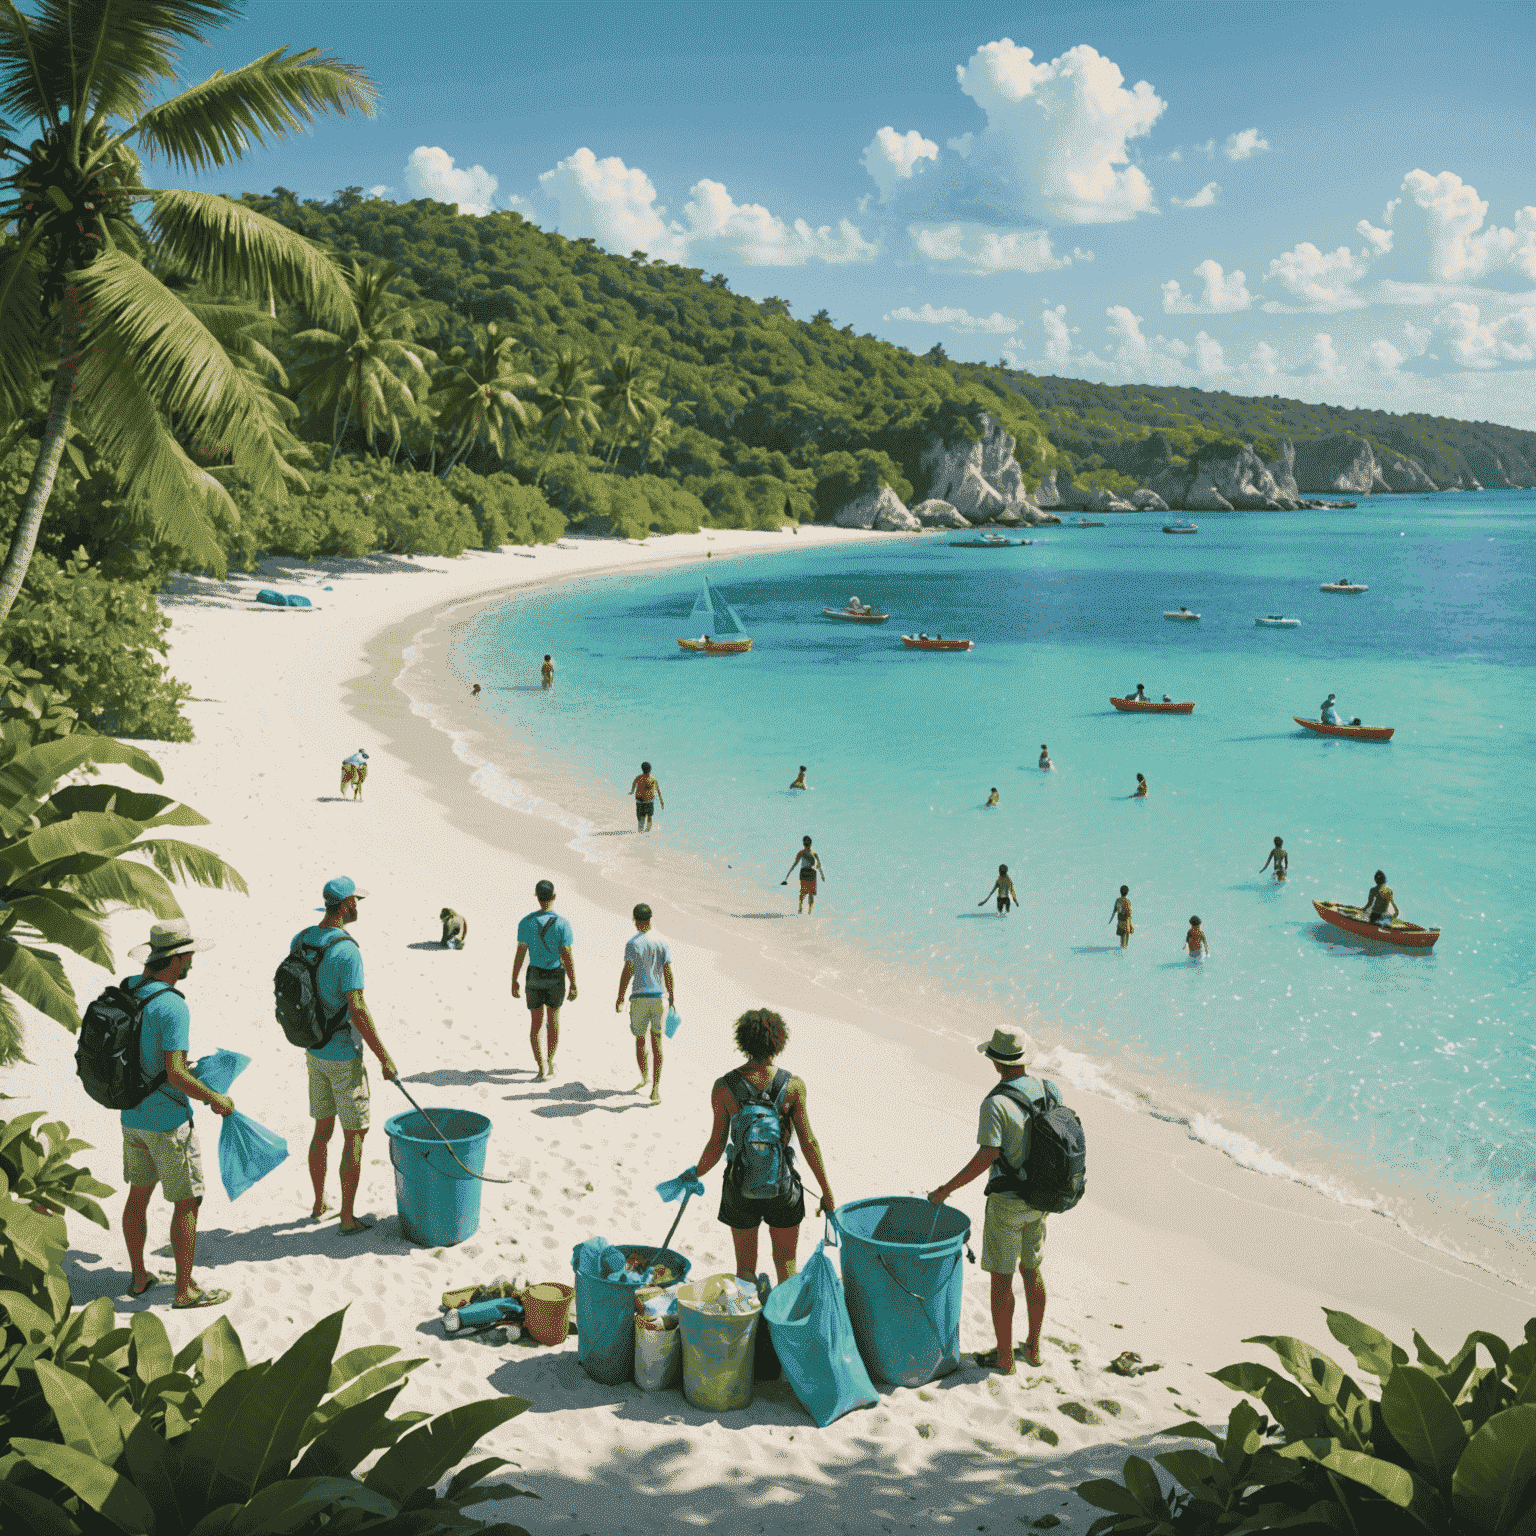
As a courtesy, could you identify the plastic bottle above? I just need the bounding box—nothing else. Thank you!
[447,1297,523,1333]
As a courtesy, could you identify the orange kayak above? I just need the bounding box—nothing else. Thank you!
[1313,901,1439,948]
[902,635,973,651]
[677,637,752,654]
[1294,717,1393,741]
[1110,697,1194,714]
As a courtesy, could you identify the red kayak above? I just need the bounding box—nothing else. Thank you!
[1294,717,1394,741]
[902,635,973,651]
[1110,697,1194,714]
[1313,901,1440,949]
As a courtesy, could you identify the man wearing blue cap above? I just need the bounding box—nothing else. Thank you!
[295,877,397,1234]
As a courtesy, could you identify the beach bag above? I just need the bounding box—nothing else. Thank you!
[665,1005,682,1039]
[763,1221,877,1427]
[218,1112,289,1201]
[75,981,179,1110]
[273,933,357,1049]
[985,1080,1087,1214]
[725,1069,792,1200]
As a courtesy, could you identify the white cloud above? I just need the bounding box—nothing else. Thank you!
[1370,339,1405,371]
[539,148,679,257]
[1162,258,1252,313]
[1103,305,1189,375]
[1402,322,1432,355]
[1223,128,1269,161]
[885,303,1019,334]
[1382,197,1401,226]
[861,127,939,202]
[683,179,876,265]
[1435,301,1536,367]
[1193,330,1226,374]
[1263,241,1374,311]
[909,223,1068,273]
[1171,181,1220,210]
[1356,218,1394,255]
[1401,169,1536,282]
[365,184,390,200]
[1310,333,1345,379]
[1041,304,1078,366]
[1249,340,1281,377]
[404,146,498,215]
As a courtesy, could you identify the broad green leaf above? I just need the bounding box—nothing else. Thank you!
[1245,1334,1368,1448]
[1160,1419,1224,1448]
[0,939,81,1030]
[2,896,111,970]
[124,1418,183,1529]
[0,1478,84,1536]
[1321,1446,1420,1508]
[0,1286,58,1338]
[1213,1361,1330,1440]
[325,1344,400,1395]
[56,1295,119,1361]
[131,1312,175,1386]
[11,1438,158,1533]
[227,1474,395,1534]
[34,1358,125,1463]
[1453,1404,1536,1535]
[1223,1398,1265,1475]
[195,1315,247,1395]
[1074,1477,1151,1515]
[1151,1448,1223,1501]
[1381,1365,1468,1486]
[445,1453,523,1500]
[291,1384,407,1480]
[174,1332,205,1377]
[364,1395,529,1504]
[1414,1330,1449,1370]
[1121,1456,1166,1516]
[1324,1308,1408,1383]
[300,1354,423,1442]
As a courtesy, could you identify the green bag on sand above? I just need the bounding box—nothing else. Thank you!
[665,1006,682,1038]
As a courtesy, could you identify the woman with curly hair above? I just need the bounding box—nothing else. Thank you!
[691,1008,836,1283]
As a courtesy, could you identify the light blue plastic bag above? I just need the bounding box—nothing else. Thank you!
[193,1048,249,1096]
[763,1220,878,1427]
[664,1006,682,1039]
[655,1166,703,1203]
[218,1112,288,1201]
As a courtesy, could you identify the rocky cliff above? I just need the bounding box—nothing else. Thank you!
[1293,434,1436,494]
[918,414,1058,526]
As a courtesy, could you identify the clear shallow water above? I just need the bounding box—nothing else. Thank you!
[452,495,1536,1262]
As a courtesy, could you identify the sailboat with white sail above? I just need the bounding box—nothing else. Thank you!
[678,575,753,654]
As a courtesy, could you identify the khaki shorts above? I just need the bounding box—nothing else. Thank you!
[980,1193,1048,1273]
[629,996,666,1037]
[308,1053,371,1131]
[122,1121,204,1202]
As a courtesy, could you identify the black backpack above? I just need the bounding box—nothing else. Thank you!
[75,980,181,1110]
[274,933,358,1049]
[984,1078,1087,1213]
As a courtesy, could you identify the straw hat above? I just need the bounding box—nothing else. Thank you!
[977,1026,1035,1064]
[129,919,214,964]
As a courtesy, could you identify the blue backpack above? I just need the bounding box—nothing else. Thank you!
[984,1078,1087,1214]
[725,1069,793,1199]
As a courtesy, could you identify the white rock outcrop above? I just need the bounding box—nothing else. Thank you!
[919,413,1057,525]
[875,501,922,531]
[1128,488,1168,511]
[833,484,904,528]
[910,499,972,528]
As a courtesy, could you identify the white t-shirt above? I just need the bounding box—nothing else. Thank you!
[977,1074,1045,1200]
[624,930,672,997]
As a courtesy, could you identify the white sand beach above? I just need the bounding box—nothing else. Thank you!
[9,524,1533,1535]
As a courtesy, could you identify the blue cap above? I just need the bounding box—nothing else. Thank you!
[323,876,369,906]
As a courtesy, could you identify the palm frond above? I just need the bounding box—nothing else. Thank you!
[0,808,149,885]
[57,854,181,917]
[0,735,164,839]
[0,936,79,1031]
[4,893,111,969]
[147,190,357,330]
[0,986,24,1067]
[0,2,61,131]
[125,45,375,173]
[0,232,45,416]
[132,837,245,893]
[42,784,191,823]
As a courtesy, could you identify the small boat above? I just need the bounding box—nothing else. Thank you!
[1067,519,1105,528]
[1294,717,1394,741]
[1320,582,1368,593]
[1110,697,1194,714]
[949,537,1032,547]
[1255,616,1301,627]
[678,576,752,654]
[823,606,889,624]
[1163,608,1200,621]
[1163,521,1198,534]
[1313,900,1439,949]
[901,635,973,651]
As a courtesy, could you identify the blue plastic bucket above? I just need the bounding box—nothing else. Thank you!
[384,1109,490,1247]
[835,1197,970,1387]
[573,1246,690,1385]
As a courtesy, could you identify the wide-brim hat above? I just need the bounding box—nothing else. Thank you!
[129,919,214,964]
[978,1026,1035,1064]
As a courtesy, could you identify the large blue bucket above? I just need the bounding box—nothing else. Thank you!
[573,1246,690,1385]
[835,1197,970,1387]
[384,1109,490,1247]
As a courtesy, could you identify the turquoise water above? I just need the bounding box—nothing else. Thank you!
[453,496,1536,1261]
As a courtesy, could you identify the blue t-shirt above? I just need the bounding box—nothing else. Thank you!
[119,978,192,1132]
[623,930,672,996]
[291,926,365,1061]
[517,910,573,969]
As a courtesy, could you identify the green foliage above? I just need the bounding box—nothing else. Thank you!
[0,734,246,1064]
[443,468,566,547]
[541,456,710,536]
[1076,1308,1536,1536]
[0,661,80,751]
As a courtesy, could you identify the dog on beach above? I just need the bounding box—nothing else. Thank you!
[440,908,468,949]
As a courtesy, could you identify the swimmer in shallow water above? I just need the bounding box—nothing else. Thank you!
[1039,745,1053,771]
[1184,916,1209,960]
[979,864,1017,914]
[1132,773,1147,799]
[789,766,807,791]
[1260,837,1288,882]
[1111,885,1133,949]
[985,788,999,807]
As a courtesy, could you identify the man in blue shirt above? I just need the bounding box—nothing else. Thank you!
[512,879,576,1081]
[615,903,675,1103]
[120,920,235,1309]
[296,877,398,1234]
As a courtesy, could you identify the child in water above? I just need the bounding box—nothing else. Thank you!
[1039,745,1053,771]
[980,865,1017,914]
[1184,916,1210,960]
[1111,885,1133,948]
[1133,773,1147,798]
[789,766,808,790]
[985,788,999,807]
[1260,837,1288,882]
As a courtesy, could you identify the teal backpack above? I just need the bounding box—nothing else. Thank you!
[725,1069,793,1199]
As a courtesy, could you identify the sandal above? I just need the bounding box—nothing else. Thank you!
[339,1218,375,1236]
[172,1288,231,1310]
[127,1273,167,1298]
[1017,1341,1042,1368]
[972,1348,1017,1374]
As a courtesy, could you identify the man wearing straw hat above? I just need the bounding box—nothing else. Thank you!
[297,877,398,1235]
[120,919,234,1310]
[927,1027,1049,1374]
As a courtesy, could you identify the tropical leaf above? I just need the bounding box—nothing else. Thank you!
[123,1416,185,1529]
[1379,1365,1467,1487]
[56,854,185,918]
[1325,1309,1410,1384]
[2,893,112,968]
[0,938,79,1028]
[292,1383,410,1480]
[0,233,45,414]
[364,1395,530,1505]
[0,1478,84,1536]
[45,782,197,826]
[33,1358,126,1463]
[0,808,154,882]
[130,1311,175,1385]
[301,1353,423,1442]
[324,1343,400,1395]
[226,1474,395,1534]
[10,1437,158,1532]
[133,837,248,894]
[0,735,164,832]
[1453,1404,1536,1535]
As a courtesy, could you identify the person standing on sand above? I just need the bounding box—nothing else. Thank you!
[1260,837,1288,882]
[542,654,555,689]
[927,1027,1050,1374]
[783,835,825,914]
[629,761,663,832]
[1132,773,1147,799]
[1184,916,1210,960]
[688,1008,835,1283]
[980,864,1017,914]
[299,877,398,1236]
[512,879,576,1080]
[616,903,674,1103]
[339,748,368,800]
[1111,885,1134,948]
[789,766,807,791]
[119,920,234,1309]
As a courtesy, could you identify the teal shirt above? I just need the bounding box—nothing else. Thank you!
[291,926,365,1061]
[979,1074,1046,1201]
[119,978,193,1133]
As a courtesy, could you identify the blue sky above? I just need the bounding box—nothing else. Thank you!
[178,1,1535,426]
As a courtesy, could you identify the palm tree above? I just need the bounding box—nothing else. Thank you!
[290,257,436,468]
[0,731,246,1065]
[634,407,675,474]
[0,0,374,624]
[430,320,537,477]
[594,346,665,470]
[532,347,599,485]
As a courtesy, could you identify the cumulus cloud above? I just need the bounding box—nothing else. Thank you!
[683,179,877,265]
[1402,322,1432,356]
[1401,169,1536,282]
[1249,340,1281,377]
[1310,333,1345,379]
[1356,219,1394,255]
[1041,304,1079,366]
[366,184,390,200]
[1263,241,1374,310]
[909,224,1068,273]
[1223,128,1269,161]
[1195,139,1215,159]
[1435,301,1536,367]
[1162,258,1252,313]
[1103,305,1189,375]
[405,146,498,215]
[540,148,679,256]
[1171,181,1220,209]
[1193,330,1226,374]
[885,303,1019,334]
[1370,338,1405,371]
[862,127,939,202]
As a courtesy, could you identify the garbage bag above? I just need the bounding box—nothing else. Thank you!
[574,1236,620,1277]
[192,1048,249,1096]
[665,1006,682,1039]
[656,1166,704,1203]
[763,1221,878,1428]
[218,1112,288,1201]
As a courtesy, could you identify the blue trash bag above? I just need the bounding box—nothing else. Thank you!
[664,1006,682,1039]
[192,1048,249,1097]
[255,589,286,607]
[284,593,312,607]
[218,1112,289,1201]
[574,1236,613,1277]
[763,1220,878,1427]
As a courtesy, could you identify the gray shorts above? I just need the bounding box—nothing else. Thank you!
[122,1121,204,1202]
